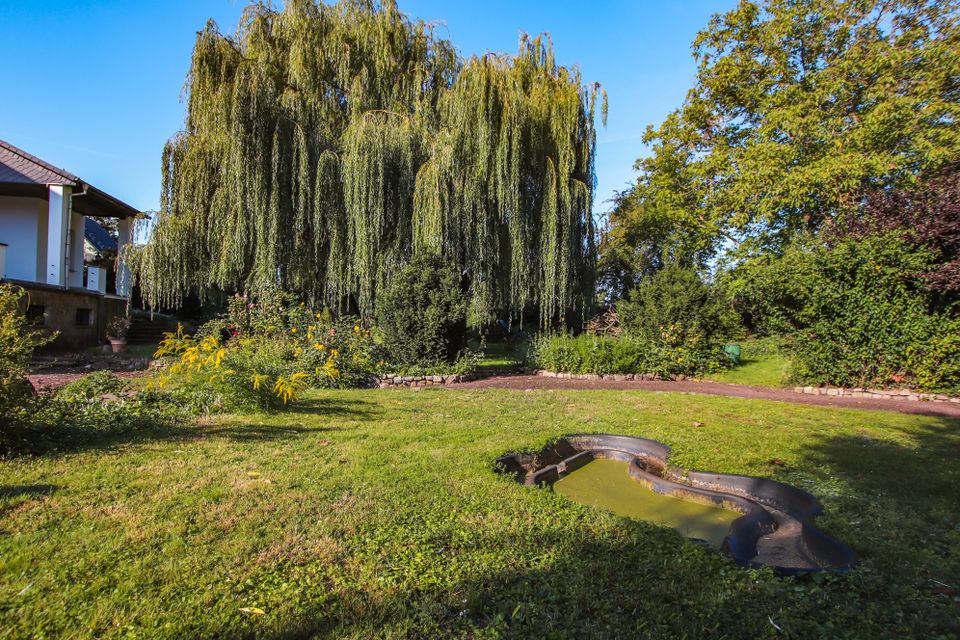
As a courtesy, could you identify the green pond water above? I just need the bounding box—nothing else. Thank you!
[553,458,741,547]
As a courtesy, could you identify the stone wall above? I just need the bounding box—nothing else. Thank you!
[536,370,676,381]
[373,374,466,388]
[793,385,960,404]
[12,280,127,351]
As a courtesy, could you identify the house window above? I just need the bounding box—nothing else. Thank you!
[75,308,93,326]
[26,305,45,325]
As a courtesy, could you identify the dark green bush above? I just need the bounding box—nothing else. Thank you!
[615,264,738,375]
[375,254,468,366]
[729,232,960,393]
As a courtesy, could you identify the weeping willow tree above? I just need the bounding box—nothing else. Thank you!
[131,0,605,327]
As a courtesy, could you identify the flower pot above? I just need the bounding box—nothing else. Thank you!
[108,338,128,353]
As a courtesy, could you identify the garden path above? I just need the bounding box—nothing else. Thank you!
[451,375,960,418]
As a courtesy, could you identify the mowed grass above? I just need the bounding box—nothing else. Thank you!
[706,354,792,387]
[1,389,959,639]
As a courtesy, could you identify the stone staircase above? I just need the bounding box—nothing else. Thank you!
[127,313,182,345]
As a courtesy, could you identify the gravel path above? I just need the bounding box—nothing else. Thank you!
[27,371,148,392]
[450,375,960,418]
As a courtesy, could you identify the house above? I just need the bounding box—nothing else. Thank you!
[0,138,140,350]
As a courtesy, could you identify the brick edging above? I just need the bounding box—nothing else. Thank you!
[372,373,465,388]
[535,370,678,381]
[792,385,960,404]
[534,369,960,404]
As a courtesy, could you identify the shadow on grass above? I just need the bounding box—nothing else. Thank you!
[0,484,57,499]
[793,416,960,518]
[213,418,960,639]
[9,396,381,458]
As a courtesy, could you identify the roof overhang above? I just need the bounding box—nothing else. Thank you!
[0,182,142,218]
[0,138,142,218]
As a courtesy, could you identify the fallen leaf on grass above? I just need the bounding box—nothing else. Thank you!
[318,439,330,447]
[247,471,261,477]
[239,607,265,615]
[692,421,705,427]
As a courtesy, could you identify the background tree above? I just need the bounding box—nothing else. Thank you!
[130,0,605,328]
[844,163,960,298]
[606,0,960,272]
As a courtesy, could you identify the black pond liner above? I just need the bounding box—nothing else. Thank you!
[496,434,857,575]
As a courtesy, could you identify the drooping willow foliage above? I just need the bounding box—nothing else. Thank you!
[130,0,605,326]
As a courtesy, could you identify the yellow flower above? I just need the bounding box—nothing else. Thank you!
[315,343,326,351]
[353,325,360,333]
[290,327,297,333]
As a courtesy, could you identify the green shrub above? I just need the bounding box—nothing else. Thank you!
[151,327,297,413]
[150,307,387,414]
[376,254,468,366]
[531,334,650,375]
[56,370,127,401]
[2,372,182,456]
[616,264,738,375]
[730,232,960,392]
[907,324,960,394]
[290,315,384,388]
[0,284,55,449]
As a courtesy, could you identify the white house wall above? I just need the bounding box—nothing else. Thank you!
[0,195,45,281]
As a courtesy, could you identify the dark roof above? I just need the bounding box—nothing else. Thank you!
[0,138,141,218]
[84,218,118,252]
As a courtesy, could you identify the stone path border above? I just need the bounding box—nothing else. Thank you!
[449,374,960,419]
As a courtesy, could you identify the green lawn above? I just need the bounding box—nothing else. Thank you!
[706,354,792,387]
[2,389,958,638]
[474,341,525,376]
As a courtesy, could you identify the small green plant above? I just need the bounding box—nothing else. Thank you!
[0,284,55,449]
[56,371,127,401]
[106,315,131,340]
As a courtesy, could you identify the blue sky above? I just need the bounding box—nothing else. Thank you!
[0,0,735,218]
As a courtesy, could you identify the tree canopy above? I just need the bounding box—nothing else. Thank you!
[130,0,605,327]
[601,0,960,282]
